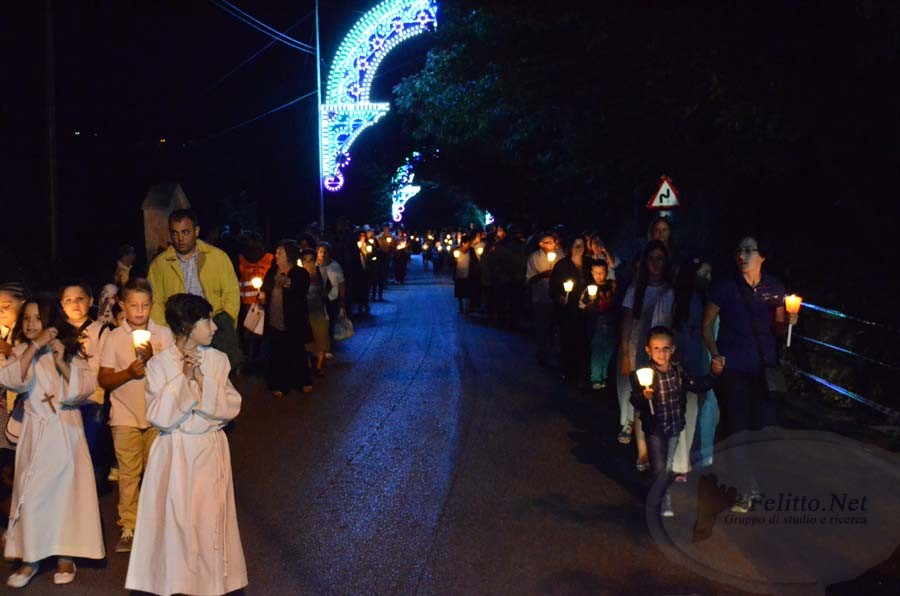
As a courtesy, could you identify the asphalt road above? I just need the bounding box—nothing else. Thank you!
[4,263,897,595]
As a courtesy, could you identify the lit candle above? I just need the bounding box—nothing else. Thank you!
[386,237,392,243]
[476,246,484,256]
[453,249,461,259]
[250,277,263,290]
[132,329,151,359]
[422,243,429,250]
[547,251,557,263]
[357,241,363,249]
[366,245,373,253]
[398,242,407,250]
[636,367,655,415]
[784,294,802,347]
[587,284,598,298]
[562,278,574,305]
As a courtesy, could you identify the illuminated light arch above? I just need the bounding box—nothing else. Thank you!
[390,151,422,222]
[320,0,438,192]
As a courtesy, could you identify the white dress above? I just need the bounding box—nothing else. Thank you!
[0,345,104,562]
[125,344,247,596]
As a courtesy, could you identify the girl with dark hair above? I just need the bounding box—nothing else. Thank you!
[617,241,674,470]
[126,293,247,595]
[260,239,313,396]
[1,296,104,588]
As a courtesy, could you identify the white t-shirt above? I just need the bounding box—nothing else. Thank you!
[100,320,174,428]
[320,261,345,302]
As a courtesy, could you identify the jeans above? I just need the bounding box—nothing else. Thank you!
[589,319,614,384]
[647,433,679,505]
[266,327,311,392]
[696,390,719,467]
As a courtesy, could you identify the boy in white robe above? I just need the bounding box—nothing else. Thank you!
[126,293,247,596]
[1,297,104,588]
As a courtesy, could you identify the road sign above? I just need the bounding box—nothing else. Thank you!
[646,175,680,210]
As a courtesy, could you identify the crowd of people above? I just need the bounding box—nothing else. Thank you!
[0,205,802,590]
[435,216,799,519]
[0,208,422,593]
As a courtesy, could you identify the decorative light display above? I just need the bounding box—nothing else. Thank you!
[320,0,438,192]
[484,211,495,227]
[390,151,422,222]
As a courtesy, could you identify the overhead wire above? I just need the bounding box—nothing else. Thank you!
[187,89,318,145]
[209,9,314,92]
[208,0,315,54]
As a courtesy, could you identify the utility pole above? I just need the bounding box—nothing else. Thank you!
[45,0,60,273]
[315,0,326,232]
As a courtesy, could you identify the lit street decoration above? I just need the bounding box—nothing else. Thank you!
[484,211,495,227]
[390,151,423,222]
[320,0,438,192]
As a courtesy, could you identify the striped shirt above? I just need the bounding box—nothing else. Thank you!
[177,250,206,298]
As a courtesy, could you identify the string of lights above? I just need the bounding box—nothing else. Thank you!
[208,9,314,92]
[208,0,315,54]
[188,89,318,145]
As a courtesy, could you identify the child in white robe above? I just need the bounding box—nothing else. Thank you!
[126,293,247,596]
[1,296,105,588]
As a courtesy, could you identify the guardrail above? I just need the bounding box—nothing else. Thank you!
[788,302,900,420]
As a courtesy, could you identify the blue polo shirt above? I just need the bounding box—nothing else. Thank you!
[708,274,785,374]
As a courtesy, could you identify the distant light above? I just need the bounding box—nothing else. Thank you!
[75,131,80,136]
[159,138,167,144]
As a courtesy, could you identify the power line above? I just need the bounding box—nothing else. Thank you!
[208,0,315,54]
[188,89,318,145]
[208,9,314,91]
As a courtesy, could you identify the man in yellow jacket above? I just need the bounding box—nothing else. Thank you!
[147,209,243,369]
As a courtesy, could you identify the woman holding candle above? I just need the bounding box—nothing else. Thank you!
[701,234,797,511]
[550,235,589,383]
[98,277,174,553]
[125,293,247,596]
[261,239,313,396]
[578,261,617,390]
[1,296,104,587]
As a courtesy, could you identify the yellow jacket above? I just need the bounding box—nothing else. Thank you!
[147,240,240,328]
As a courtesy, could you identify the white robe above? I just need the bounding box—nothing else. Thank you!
[0,345,104,562]
[126,344,247,596]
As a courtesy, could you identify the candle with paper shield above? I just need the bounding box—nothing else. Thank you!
[476,246,484,256]
[132,329,151,360]
[784,294,802,347]
[587,284,598,298]
[636,367,655,415]
[563,279,574,304]
[250,277,263,290]
[453,249,461,259]
[547,251,557,263]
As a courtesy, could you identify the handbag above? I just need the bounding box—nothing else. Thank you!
[243,302,265,336]
[332,309,355,341]
[737,279,787,398]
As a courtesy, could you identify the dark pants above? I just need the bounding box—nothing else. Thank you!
[717,369,776,438]
[326,298,341,341]
[532,301,555,364]
[558,307,587,381]
[265,328,311,392]
[647,433,679,505]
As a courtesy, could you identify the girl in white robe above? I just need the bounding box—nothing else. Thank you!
[126,293,247,596]
[1,297,104,588]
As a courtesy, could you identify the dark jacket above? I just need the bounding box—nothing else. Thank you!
[262,265,313,344]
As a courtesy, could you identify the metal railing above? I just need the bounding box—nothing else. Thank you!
[788,302,900,420]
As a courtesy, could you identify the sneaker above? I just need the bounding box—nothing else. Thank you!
[636,458,651,472]
[674,473,688,483]
[730,495,751,514]
[7,565,38,589]
[53,561,76,585]
[591,382,604,391]
[661,494,675,518]
[108,466,119,482]
[618,423,633,444]
[116,528,134,553]
[324,352,334,360]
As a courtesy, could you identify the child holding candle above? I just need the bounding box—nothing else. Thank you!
[1,296,104,587]
[125,293,247,596]
[98,277,174,553]
[578,261,616,390]
[630,326,723,518]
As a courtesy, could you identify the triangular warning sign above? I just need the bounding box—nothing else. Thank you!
[646,175,680,210]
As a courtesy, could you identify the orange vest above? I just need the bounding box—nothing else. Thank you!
[238,253,274,304]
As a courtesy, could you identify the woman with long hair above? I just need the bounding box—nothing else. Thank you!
[617,241,674,470]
